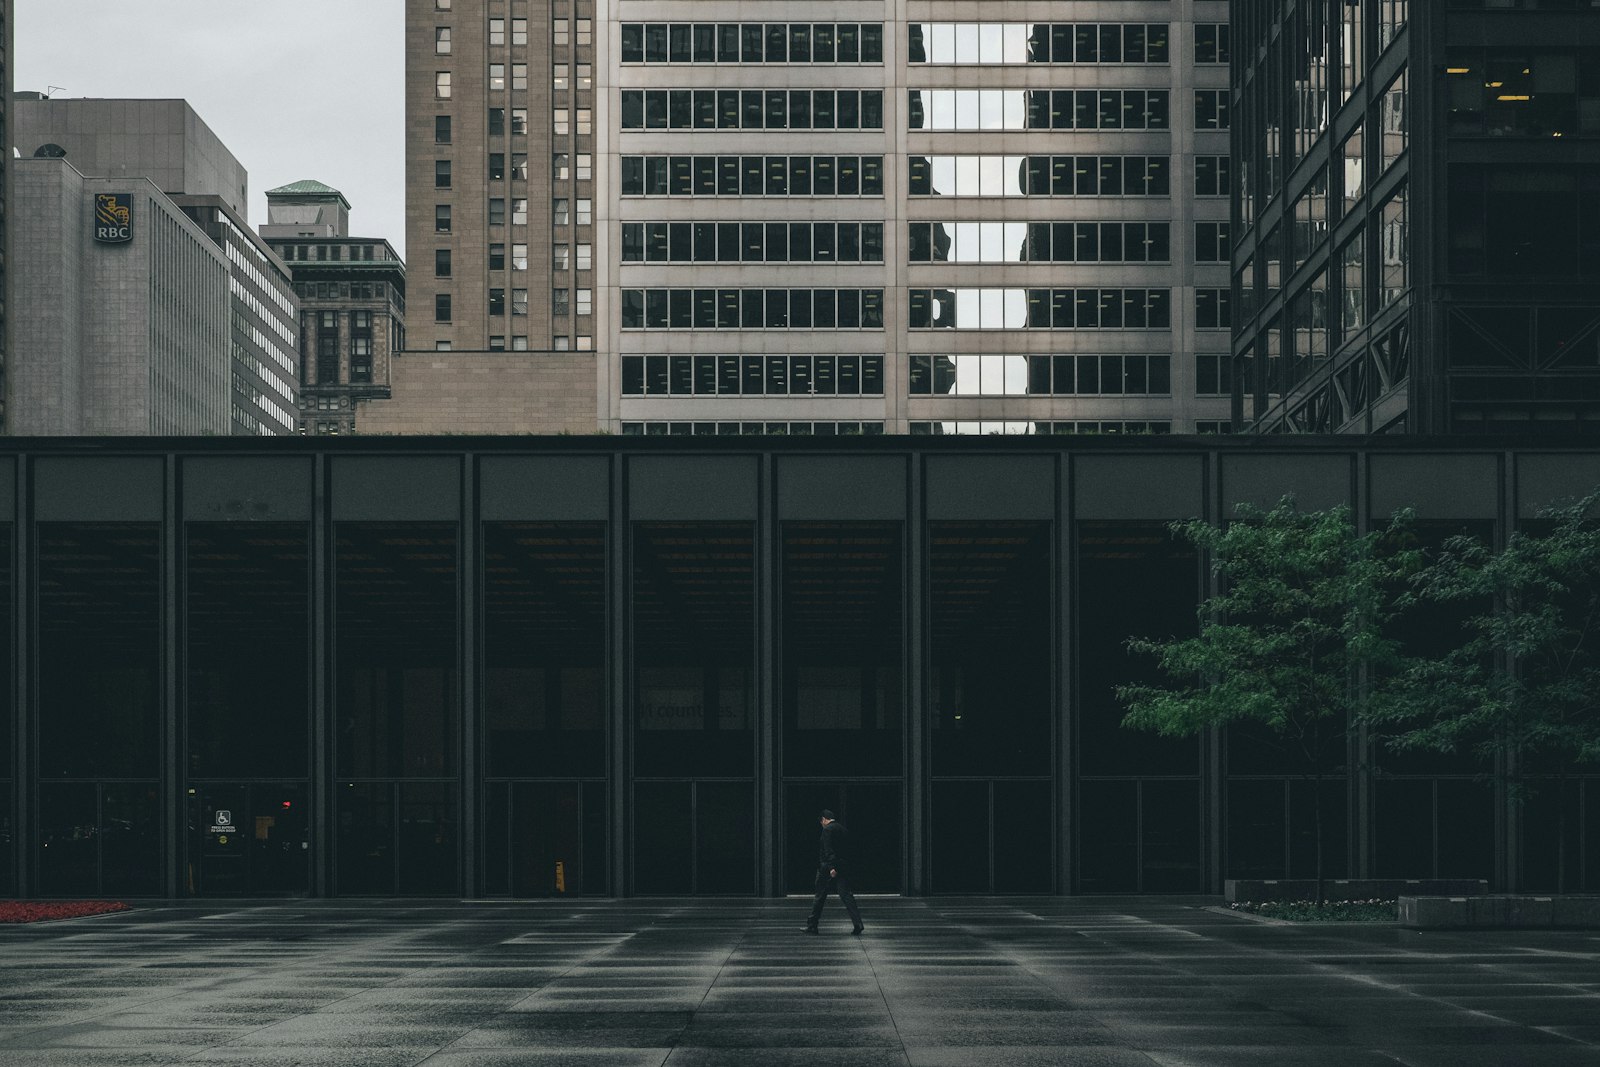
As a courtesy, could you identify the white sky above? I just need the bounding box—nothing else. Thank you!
[16,0,408,256]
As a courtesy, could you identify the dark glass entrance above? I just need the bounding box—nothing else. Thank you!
[483,780,607,896]
[188,784,308,896]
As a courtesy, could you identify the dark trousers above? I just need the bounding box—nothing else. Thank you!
[808,867,863,929]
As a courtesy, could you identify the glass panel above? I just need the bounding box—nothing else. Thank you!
[336,782,394,894]
[399,782,457,894]
[1077,523,1199,776]
[101,784,161,896]
[784,781,902,893]
[37,782,98,895]
[1142,780,1202,891]
[993,779,1052,891]
[39,524,160,779]
[696,781,756,893]
[484,524,606,778]
[931,780,989,892]
[635,781,693,893]
[1078,779,1137,892]
[335,524,458,779]
[782,523,903,777]
[929,522,1051,776]
[633,524,755,778]
[186,525,310,778]
[504,781,586,896]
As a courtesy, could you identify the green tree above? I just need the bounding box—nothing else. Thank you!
[1117,498,1422,903]
[1367,492,1600,892]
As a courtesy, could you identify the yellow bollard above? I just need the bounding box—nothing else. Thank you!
[555,860,566,893]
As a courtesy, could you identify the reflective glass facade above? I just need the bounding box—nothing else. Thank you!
[1234,0,1600,434]
[4,439,1598,898]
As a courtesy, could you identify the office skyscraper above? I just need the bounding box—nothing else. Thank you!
[1231,2,1600,434]
[408,1,1234,434]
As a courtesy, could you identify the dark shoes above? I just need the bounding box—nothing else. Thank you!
[803,926,818,935]
[851,925,865,935]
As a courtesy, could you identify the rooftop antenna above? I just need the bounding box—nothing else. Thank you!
[44,86,66,98]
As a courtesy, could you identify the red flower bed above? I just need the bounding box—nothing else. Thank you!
[0,901,132,924]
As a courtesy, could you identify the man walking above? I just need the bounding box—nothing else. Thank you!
[804,809,864,935]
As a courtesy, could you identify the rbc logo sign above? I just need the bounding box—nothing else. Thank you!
[94,193,133,244]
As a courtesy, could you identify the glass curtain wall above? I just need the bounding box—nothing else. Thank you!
[1076,523,1202,892]
[781,523,903,893]
[482,522,608,896]
[184,524,310,896]
[632,523,756,893]
[36,524,162,896]
[1371,521,1496,883]
[334,523,459,895]
[928,522,1052,893]
[0,530,11,895]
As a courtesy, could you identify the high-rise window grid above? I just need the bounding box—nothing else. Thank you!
[622,156,885,197]
[908,353,1173,396]
[909,156,1171,197]
[622,354,886,397]
[623,222,887,264]
[909,222,1172,264]
[908,24,1171,65]
[621,89,885,130]
[908,89,1170,130]
[908,289,1172,330]
[622,289,887,330]
[621,24,885,65]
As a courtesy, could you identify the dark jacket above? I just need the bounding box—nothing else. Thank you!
[818,821,848,873]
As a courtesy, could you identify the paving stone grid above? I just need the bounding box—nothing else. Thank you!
[1,898,1598,1067]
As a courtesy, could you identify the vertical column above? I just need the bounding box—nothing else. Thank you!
[609,453,628,895]
[757,454,779,896]
[906,455,926,895]
[162,455,181,898]
[1498,451,1516,892]
[1202,450,1224,895]
[1056,455,1074,895]
[11,455,29,898]
[1351,451,1372,879]
[461,454,479,897]
[311,453,333,897]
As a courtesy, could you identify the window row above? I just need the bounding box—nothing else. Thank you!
[909,420,1172,436]
[620,89,884,131]
[909,221,1172,264]
[908,288,1172,330]
[622,221,886,264]
[622,421,885,436]
[908,24,1170,65]
[908,89,1170,131]
[621,23,884,65]
[908,353,1173,396]
[621,289,886,330]
[909,155,1171,197]
[621,354,886,396]
[621,155,885,197]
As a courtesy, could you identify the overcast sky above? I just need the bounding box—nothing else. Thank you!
[16,0,408,256]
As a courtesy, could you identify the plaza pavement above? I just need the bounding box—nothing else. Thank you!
[0,897,1598,1066]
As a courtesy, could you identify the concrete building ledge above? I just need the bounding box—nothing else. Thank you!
[1400,895,1600,929]
[1226,879,1489,903]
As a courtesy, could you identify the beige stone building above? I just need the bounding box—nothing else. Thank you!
[405,0,1233,435]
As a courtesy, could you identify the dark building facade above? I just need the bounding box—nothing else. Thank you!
[1,436,1598,900]
[1231,1,1600,435]
[261,181,407,436]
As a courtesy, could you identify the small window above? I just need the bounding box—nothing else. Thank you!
[435,26,452,54]
[554,245,570,270]
[554,336,572,351]
[553,289,570,316]
[577,198,592,225]
[512,63,528,91]
[512,198,528,226]
[513,19,528,46]
[435,293,452,322]
[489,18,504,46]
[488,153,505,181]
[577,109,592,135]
[553,198,570,225]
[435,72,452,99]
[553,20,570,48]
[511,153,528,180]
[489,243,505,271]
[513,243,529,270]
[554,67,570,91]
[435,159,452,188]
[576,243,592,270]
[434,249,452,277]
[554,109,570,135]
[576,154,592,181]
[489,288,506,316]
[512,336,529,351]
[577,19,592,46]
[489,63,505,91]
[576,289,592,316]
[576,64,593,90]
[435,205,452,232]
[511,108,528,135]
[489,335,506,351]
[488,108,505,136]
[434,115,452,144]
[576,335,593,351]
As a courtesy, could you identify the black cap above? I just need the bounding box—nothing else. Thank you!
[820,809,836,820]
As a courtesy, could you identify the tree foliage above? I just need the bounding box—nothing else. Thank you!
[1368,492,1600,779]
[1117,498,1424,900]
[1119,498,1421,757]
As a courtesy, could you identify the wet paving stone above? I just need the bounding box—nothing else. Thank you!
[0,898,1596,1065]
